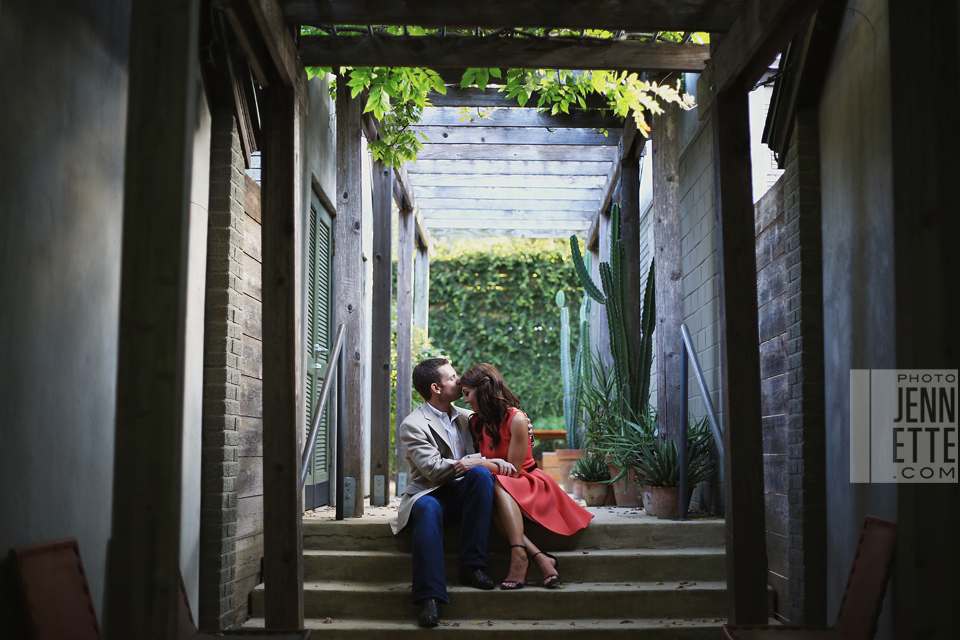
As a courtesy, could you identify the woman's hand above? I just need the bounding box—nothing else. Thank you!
[453,456,518,478]
[488,458,519,477]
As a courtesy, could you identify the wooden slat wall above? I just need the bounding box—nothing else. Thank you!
[236,174,265,622]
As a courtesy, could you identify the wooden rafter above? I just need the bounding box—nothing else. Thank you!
[710,0,826,93]
[299,34,709,72]
[281,0,745,33]
[426,86,609,110]
[418,107,622,130]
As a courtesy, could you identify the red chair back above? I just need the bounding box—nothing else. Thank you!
[832,516,898,640]
[10,537,102,640]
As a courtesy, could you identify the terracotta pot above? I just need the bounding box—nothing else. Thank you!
[650,485,680,519]
[641,484,655,516]
[580,481,609,506]
[605,483,617,505]
[555,449,581,493]
[606,464,642,507]
[572,479,584,500]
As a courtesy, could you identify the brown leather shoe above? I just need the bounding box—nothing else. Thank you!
[417,598,440,627]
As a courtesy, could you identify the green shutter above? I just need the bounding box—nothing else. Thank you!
[305,191,333,497]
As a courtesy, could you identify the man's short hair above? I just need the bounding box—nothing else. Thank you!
[412,358,451,401]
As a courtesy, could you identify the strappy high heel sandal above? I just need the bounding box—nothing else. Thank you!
[532,551,561,589]
[501,544,527,590]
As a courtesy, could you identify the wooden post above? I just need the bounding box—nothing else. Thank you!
[334,79,365,516]
[652,103,683,443]
[413,244,430,333]
[370,159,393,503]
[104,0,199,637]
[619,146,642,361]
[395,205,415,480]
[712,87,768,624]
[260,70,304,628]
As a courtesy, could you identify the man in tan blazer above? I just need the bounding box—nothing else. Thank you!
[390,357,516,627]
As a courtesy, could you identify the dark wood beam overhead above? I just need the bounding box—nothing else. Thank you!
[281,0,745,32]
[710,0,826,93]
[248,0,308,89]
[427,86,610,110]
[299,35,709,72]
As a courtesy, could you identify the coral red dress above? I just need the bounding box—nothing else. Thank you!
[475,407,593,536]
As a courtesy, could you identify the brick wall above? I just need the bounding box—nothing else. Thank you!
[755,173,789,620]
[677,120,723,513]
[782,109,826,626]
[749,108,827,624]
[199,111,244,629]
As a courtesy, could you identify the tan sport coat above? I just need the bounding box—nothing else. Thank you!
[389,402,476,535]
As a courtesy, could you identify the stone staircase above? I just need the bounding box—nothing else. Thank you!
[247,508,735,638]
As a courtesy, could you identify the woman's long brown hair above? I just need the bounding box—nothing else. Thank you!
[461,363,520,449]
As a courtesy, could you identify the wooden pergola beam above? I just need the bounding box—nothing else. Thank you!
[281,0,744,32]
[427,87,610,110]
[299,35,709,72]
[418,107,623,130]
[710,0,826,94]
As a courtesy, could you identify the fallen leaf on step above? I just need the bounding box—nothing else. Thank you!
[323,618,332,624]
[593,621,600,625]
[487,621,493,626]
[620,620,634,624]
[570,622,576,626]
[582,551,589,554]
[655,581,663,585]
[470,622,484,625]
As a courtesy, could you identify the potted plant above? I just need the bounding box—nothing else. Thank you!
[633,417,716,519]
[569,452,611,507]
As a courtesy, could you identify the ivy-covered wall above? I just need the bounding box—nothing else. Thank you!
[428,239,584,422]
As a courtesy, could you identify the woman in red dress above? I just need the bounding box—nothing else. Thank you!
[460,363,593,590]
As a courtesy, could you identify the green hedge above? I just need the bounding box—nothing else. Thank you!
[428,238,584,422]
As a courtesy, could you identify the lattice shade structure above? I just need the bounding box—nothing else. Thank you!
[406,106,620,238]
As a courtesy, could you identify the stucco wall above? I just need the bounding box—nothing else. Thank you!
[0,2,130,632]
[0,1,210,628]
[818,0,897,635]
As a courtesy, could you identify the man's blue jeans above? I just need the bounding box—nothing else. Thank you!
[409,466,494,603]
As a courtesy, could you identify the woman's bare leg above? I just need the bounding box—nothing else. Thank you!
[491,484,560,584]
[492,483,529,584]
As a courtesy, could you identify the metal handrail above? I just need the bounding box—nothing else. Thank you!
[678,322,724,520]
[300,324,346,490]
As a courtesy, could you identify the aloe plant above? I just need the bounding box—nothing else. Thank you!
[556,279,591,449]
[570,203,656,423]
[633,417,716,487]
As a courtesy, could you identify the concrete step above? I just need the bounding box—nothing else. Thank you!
[303,547,727,584]
[243,617,727,639]
[252,581,730,621]
[302,510,725,552]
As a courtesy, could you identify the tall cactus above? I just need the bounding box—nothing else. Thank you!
[555,264,591,448]
[570,203,655,421]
